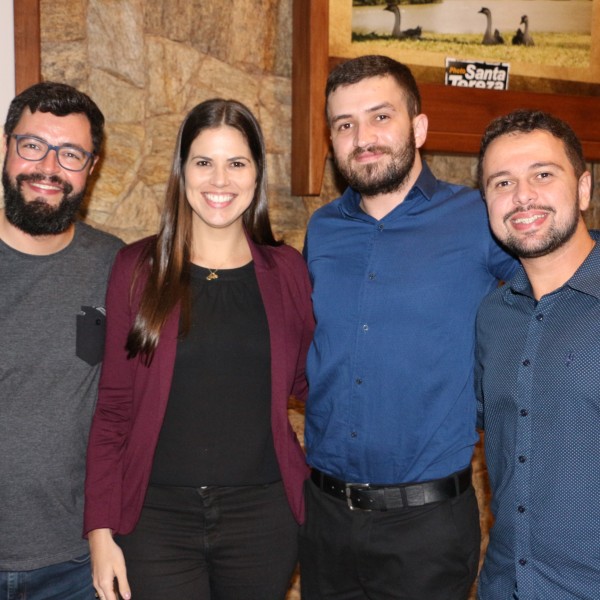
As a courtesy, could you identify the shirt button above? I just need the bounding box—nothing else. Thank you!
[518,505,526,513]
[519,558,527,566]
[355,378,363,385]
[522,359,530,366]
[536,313,544,321]
[518,455,526,463]
[362,324,369,332]
[520,409,528,417]
[368,273,376,280]
[377,224,384,231]
[351,431,357,438]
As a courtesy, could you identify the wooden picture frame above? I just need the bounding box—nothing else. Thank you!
[292,0,600,196]
[14,0,41,94]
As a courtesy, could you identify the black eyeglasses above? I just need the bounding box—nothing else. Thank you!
[11,134,94,172]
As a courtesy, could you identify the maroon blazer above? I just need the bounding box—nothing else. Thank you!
[84,236,314,535]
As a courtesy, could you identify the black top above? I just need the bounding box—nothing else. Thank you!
[150,261,280,486]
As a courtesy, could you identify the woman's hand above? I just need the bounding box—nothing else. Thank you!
[89,528,132,600]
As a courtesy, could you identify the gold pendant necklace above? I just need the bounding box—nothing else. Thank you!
[198,241,245,282]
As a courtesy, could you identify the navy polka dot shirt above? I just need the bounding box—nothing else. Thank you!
[475,236,600,600]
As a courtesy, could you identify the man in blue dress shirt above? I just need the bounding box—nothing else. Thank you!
[299,55,517,599]
[475,109,599,600]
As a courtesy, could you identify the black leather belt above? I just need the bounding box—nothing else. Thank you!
[311,467,471,511]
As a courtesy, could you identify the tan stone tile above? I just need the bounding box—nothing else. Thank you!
[41,41,88,89]
[91,123,145,213]
[40,0,86,43]
[89,69,145,124]
[88,0,146,87]
[146,36,203,116]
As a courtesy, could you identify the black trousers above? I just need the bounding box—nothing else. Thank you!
[116,481,298,600]
[298,477,480,600]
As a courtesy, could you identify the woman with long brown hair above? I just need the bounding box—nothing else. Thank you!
[84,99,313,599]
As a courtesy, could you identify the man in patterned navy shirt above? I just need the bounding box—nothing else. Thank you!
[475,109,600,600]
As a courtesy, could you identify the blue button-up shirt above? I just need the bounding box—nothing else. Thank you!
[304,162,516,484]
[476,234,600,600]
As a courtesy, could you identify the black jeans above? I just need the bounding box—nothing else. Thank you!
[116,481,298,599]
[299,477,480,600]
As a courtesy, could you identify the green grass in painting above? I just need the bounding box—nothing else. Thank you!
[351,32,590,69]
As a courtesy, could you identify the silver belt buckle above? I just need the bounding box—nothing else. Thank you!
[345,482,371,510]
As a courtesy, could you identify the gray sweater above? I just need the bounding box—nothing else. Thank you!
[0,222,122,570]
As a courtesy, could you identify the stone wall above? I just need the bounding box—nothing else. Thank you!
[29,0,308,248]
[4,2,600,599]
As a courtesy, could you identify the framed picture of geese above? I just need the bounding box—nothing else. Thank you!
[291,0,600,195]
[335,0,598,92]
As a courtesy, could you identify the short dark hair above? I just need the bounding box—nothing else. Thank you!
[4,81,105,155]
[477,109,587,193]
[325,55,422,120]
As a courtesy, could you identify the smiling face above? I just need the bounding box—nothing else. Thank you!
[184,125,257,237]
[482,129,591,259]
[327,75,427,199]
[2,109,96,235]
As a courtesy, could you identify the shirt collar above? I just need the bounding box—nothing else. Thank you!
[506,230,600,301]
[339,160,437,220]
[566,230,600,299]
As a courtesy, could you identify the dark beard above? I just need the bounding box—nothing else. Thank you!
[501,200,581,259]
[334,132,416,197]
[2,168,86,236]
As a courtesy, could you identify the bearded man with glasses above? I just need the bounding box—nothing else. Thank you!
[0,81,122,598]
